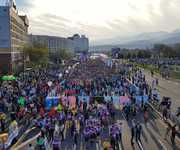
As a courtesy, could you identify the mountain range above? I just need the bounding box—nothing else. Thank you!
[90,29,180,51]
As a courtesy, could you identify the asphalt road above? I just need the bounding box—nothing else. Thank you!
[13,66,180,150]
[14,107,180,150]
[143,69,180,112]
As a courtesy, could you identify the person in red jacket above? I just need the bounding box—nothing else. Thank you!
[40,107,45,118]
[48,107,57,118]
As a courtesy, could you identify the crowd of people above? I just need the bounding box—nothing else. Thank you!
[0,57,179,150]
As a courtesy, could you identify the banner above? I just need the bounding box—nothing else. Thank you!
[120,96,130,105]
[135,96,142,104]
[78,96,90,104]
[68,96,76,109]
[45,96,60,110]
[45,98,52,110]
[143,95,149,103]
[104,96,112,102]
[61,96,68,106]
[112,96,119,105]
[135,95,149,104]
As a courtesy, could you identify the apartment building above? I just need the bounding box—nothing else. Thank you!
[0,0,29,74]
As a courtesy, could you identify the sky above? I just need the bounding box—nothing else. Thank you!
[1,0,180,43]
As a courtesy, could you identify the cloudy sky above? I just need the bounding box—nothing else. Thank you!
[1,0,180,43]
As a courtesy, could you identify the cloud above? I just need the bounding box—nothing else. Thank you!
[14,0,180,43]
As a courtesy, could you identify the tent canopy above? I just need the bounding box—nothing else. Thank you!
[1,75,16,81]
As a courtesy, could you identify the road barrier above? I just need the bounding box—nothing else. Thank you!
[147,102,180,139]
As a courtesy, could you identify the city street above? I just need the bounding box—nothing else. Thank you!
[9,58,179,150]
[15,108,180,150]
[143,70,180,112]
[1,1,180,150]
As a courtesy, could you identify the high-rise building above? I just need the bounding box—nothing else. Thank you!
[29,34,89,62]
[0,0,29,75]
[68,34,89,53]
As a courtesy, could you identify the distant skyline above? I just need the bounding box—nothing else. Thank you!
[1,0,180,44]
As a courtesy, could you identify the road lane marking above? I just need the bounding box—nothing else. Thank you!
[14,132,41,150]
[80,134,83,150]
[137,140,144,150]
[73,144,77,150]
[64,122,68,139]
[96,142,99,150]
[158,139,168,150]
[121,111,126,120]
[12,127,37,149]
[118,142,122,150]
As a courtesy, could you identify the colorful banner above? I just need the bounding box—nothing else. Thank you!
[112,96,119,105]
[45,97,60,110]
[104,96,112,102]
[45,98,52,110]
[78,96,90,104]
[68,96,76,109]
[120,96,130,105]
[61,96,68,106]
[135,95,149,104]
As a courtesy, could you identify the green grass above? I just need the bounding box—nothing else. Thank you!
[129,61,180,80]
[171,71,180,80]
[171,65,180,72]
[129,61,160,73]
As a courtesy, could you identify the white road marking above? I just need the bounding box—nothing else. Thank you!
[137,140,144,150]
[118,142,122,150]
[64,122,67,139]
[80,134,83,150]
[158,139,168,150]
[73,144,77,150]
[96,141,99,150]
[121,111,126,120]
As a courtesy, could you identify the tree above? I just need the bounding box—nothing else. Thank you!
[57,49,74,60]
[106,51,111,57]
[137,51,143,58]
[24,44,49,64]
[137,50,152,58]
[173,44,180,58]
[153,44,175,58]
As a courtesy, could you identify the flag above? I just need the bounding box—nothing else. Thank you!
[18,97,25,107]
[57,104,62,112]
[120,96,130,105]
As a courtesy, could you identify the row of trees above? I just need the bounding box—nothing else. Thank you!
[153,44,180,58]
[51,49,74,63]
[113,50,152,59]
[24,43,49,67]
[24,43,73,67]
[112,43,180,59]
